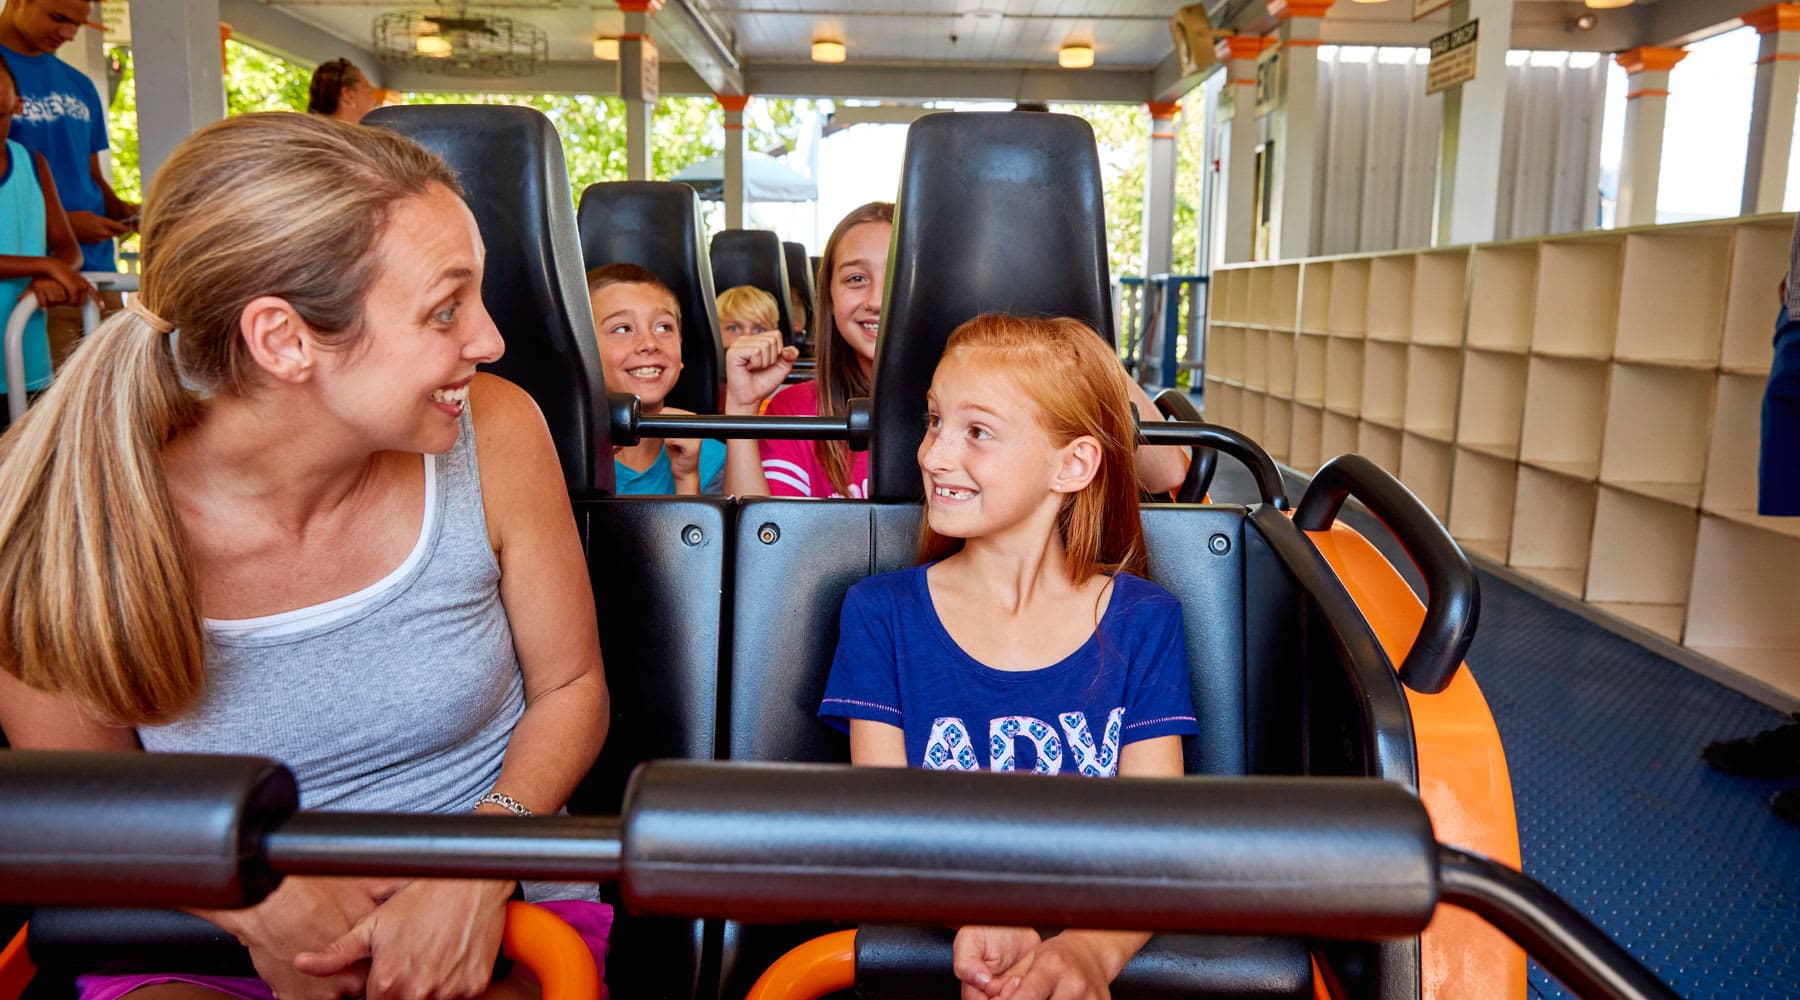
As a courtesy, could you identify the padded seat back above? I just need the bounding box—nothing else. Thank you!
[577,182,725,414]
[782,240,815,339]
[710,229,796,347]
[871,111,1115,501]
[365,104,612,496]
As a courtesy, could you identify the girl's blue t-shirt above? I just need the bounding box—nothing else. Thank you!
[820,566,1199,775]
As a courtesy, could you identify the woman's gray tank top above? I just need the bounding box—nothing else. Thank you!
[139,407,525,816]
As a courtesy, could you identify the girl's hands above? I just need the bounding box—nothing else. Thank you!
[26,260,93,308]
[964,929,1146,1000]
[209,877,392,1000]
[294,878,515,1000]
[954,926,1041,1000]
[724,330,798,414]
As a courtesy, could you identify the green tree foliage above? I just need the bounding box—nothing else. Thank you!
[1055,102,1205,279]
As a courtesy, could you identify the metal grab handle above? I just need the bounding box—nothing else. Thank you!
[607,391,873,451]
[1137,420,1287,510]
[1150,389,1218,503]
[5,292,40,424]
[1292,455,1479,695]
[78,271,139,335]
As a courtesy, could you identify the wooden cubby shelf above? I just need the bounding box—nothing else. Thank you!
[1403,344,1461,441]
[1361,341,1408,428]
[1614,230,1730,368]
[1300,262,1332,334]
[1367,256,1415,343]
[1291,404,1323,474]
[1359,420,1402,477]
[1449,448,1518,563]
[1518,356,1609,480]
[1468,245,1537,353]
[1411,249,1469,347]
[1720,220,1786,375]
[1322,410,1359,464]
[1325,336,1365,416]
[1400,433,1453,521]
[1456,349,1529,459]
[1684,516,1800,700]
[1585,486,1700,642]
[1209,213,1799,705]
[1508,465,1598,599]
[1328,258,1370,336]
[1598,363,1715,508]
[1531,238,1621,360]
[1701,372,1800,538]
[1295,333,1328,406]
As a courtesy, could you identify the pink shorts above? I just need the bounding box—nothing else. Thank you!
[74,901,612,1000]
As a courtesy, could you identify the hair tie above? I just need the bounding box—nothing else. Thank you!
[125,297,175,336]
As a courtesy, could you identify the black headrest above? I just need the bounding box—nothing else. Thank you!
[710,229,796,347]
[577,182,724,415]
[782,240,815,334]
[365,104,613,496]
[869,111,1114,501]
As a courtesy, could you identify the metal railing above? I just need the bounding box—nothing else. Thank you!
[1114,273,1207,390]
[5,272,140,423]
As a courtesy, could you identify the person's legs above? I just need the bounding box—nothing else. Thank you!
[43,290,123,370]
[1702,713,1800,777]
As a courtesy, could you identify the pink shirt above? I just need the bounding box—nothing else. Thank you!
[760,381,871,498]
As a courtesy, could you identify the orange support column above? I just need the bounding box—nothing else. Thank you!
[1214,34,1276,264]
[1266,0,1333,259]
[617,1,664,180]
[1614,47,1688,226]
[718,92,751,229]
[1741,4,1800,212]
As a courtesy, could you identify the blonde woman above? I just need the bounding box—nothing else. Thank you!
[0,113,609,1000]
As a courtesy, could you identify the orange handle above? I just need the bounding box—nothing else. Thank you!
[744,929,856,1000]
[0,923,35,1000]
[501,901,602,1000]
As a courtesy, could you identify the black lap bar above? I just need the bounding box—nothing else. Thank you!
[619,762,1438,939]
[0,752,296,908]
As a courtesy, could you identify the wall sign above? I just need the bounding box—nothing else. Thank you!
[1254,44,1281,117]
[1426,19,1479,96]
[1413,0,1455,19]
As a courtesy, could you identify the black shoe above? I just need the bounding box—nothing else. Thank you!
[1702,714,1800,778]
[1773,788,1800,826]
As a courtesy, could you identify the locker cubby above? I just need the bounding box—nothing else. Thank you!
[1720,219,1787,374]
[1399,433,1453,521]
[1403,344,1461,441]
[1508,465,1598,599]
[1300,262,1332,333]
[1448,448,1518,563]
[1584,487,1699,642]
[1325,336,1365,415]
[1291,404,1324,473]
[1207,274,1233,325]
[1205,324,1230,382]
[1247,267,1274,327]
[1597,363,1716,508]
[1268,265,1301,330]
[1613,229,1730,368]
[1322,410,1359,463]
[1455,349,1529,459]
[1264,394,1292,463]
[1358,421,1402,477]
[1467,246,1537,353]
[1244,329,1269,391]
[1517,356,1608,481]
[1328,258,1370,336]
[1411,249,1469,347]
[1221,270,1249,324]
[1683,516,1800,701]
[1359,340,1408,428]
[1295,333,1328,406]
[1205,377,1240,429]
[1530,238,1621,360]
[1699,372,1800,538]
[1215,325,1245,384]
[1239,388,1267,443]
[1366,255,1415,343]
[1267,330,1296,397]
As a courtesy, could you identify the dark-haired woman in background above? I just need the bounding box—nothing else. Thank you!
[307,58,375,124]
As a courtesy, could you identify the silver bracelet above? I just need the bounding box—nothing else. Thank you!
[474,791,533,816]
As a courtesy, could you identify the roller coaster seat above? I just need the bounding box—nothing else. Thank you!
[711,230,797,350]
[577,181,727,415]
[781,241,815,342]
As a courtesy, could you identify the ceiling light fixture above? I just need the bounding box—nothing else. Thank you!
[1058,43,1094,69]
[415,33,452,57]
[1583,0,1633,9]
[593,35,619,60]
[812,38,846,63]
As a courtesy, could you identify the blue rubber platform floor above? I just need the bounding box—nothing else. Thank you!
[1201,457,1799,999]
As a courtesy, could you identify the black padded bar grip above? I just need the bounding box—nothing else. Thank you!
[1149,390,1219,504]
[264,813,622,882]
[1136,421,1288,509]
[1292,455,1480,695]
[619,762,1437,938]
[0,752,295,908]
[1438,846,1680,1000]
[607,391,872,450]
